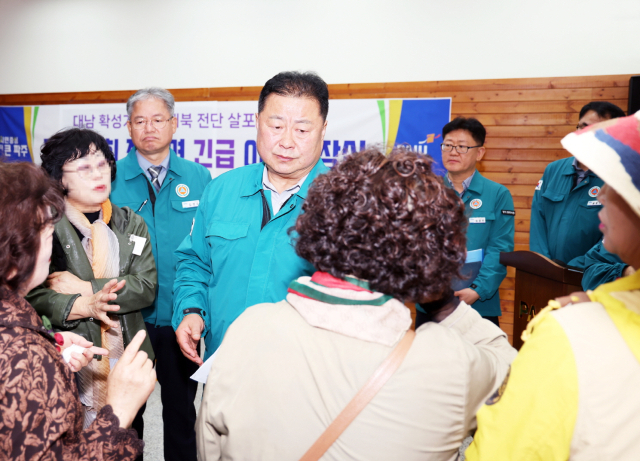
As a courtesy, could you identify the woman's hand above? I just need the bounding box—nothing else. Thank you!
[58,331,109,372]
[46,271,93,296]
[555,291,591,306]
[106,330,156,428]
[68,279,126,328]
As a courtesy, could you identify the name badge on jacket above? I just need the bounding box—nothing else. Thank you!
[469,217,486,224]
[129,235,147,256]
[182,200,200,209]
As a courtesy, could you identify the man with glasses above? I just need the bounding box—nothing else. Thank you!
[438,117,514,326]
[110,87,212,461]
[530,101,626,265]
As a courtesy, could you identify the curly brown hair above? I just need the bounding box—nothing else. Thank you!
[0,162,64,293]
[295,147,467,304]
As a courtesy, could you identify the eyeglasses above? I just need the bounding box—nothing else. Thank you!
[130,116,174,130]
[440,143,483,154]
[62,159,111,180]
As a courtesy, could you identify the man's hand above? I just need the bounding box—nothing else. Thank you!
[46,271,93,296]
[68,279,125,329]
[454,288,480,306]
[58,331,109,372]
[176,314,204,366]
[623,265,636,277]
[106,330,156,428]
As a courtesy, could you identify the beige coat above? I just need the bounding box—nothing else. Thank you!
[196,300,516,461]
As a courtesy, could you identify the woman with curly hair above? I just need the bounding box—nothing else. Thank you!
[196,147,516,461]
[0,161,156,460]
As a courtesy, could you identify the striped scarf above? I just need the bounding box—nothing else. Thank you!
[65,199,123,428]
[286,272,412,346]
[64,199,120,278]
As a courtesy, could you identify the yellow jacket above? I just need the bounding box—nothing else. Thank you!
[466,271,640,460]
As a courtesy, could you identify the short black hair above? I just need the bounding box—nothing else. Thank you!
[579,101,626,120]
[442,117,486,146]
[40,127,117,183]
[258,71,329,121]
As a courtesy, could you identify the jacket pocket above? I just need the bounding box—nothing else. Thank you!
[206,221,250,240]
[542,191,565,202]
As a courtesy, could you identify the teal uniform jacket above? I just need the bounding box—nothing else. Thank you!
[110,148,212,327]
[171,160,329,359]
[444,171,515,317]
[577,241,627,291]
[530,157,604,264]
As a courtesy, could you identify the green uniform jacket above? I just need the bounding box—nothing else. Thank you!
[110,148,212,328]
[26,204,156,359]
[530,157,604,263]
[172,160,329,359]
[444,171,515,317]
[578,241,627,291]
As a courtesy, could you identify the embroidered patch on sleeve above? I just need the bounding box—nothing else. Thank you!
[486,367,511,405]
[535,179,543,191]
[501,210,516,216]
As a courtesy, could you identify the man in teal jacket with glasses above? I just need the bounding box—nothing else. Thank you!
[110,87,212,461]
[435,117,515,326]
[529,101,626,265]
[172,71,329,363]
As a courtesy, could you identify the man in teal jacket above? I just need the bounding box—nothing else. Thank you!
[110,88,212,461]
[438,117,515,325]
[530,102,626,264]
[173,71,329,362]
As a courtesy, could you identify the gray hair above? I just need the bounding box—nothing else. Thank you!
[126,87,175,117]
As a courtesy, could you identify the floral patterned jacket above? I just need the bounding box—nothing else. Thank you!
[0,287,143,460]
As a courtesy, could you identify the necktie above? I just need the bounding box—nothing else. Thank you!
[148,165,163,192]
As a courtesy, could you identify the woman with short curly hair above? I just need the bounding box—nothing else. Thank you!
[196,147,516,461]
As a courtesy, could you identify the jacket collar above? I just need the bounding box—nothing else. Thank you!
[467,169,485,195]
[122,148,185,181]
[240,159,329,199]
[444,169,484,196]
[560,156,599,180]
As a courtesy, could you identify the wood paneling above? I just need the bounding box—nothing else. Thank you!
[1,74,632,345]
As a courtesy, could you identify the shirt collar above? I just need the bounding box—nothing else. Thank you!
[572,157,591,174]
[261,166,308,195]
[241,159,329,198]
[136,150,170,174]
[446,170,476,196]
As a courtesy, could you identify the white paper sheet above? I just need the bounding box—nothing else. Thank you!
[190,349,218,384]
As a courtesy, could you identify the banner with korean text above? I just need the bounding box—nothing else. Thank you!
[1,98,451,177]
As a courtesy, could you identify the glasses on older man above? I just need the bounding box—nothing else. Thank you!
[440,143,483,154]
[62,159,111,180]
[130,117,174,130]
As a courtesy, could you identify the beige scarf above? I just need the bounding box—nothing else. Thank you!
[65,199,123,427]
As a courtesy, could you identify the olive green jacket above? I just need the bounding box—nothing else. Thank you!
[26,205,156,360]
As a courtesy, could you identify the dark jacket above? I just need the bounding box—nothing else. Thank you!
[26,204,156,359]
[0,286,143,460]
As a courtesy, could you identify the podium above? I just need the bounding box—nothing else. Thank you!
[500,251,583,350]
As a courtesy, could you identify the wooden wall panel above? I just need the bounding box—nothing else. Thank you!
[0,74,633,344]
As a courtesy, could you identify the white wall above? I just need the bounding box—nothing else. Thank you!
[1,0,639,95]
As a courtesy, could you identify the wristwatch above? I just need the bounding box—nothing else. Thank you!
[183,307,206,318]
